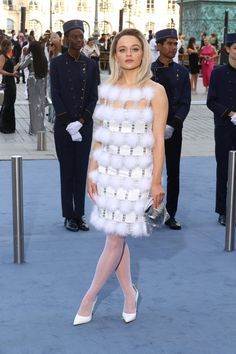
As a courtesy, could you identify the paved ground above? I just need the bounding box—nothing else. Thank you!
[2,71,234,354]
[1,157,236,354]
[0,72,215,160]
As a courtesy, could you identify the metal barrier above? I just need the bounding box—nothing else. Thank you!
[11,156,24,264]
[225,151,236,252]
[37,130,47,151]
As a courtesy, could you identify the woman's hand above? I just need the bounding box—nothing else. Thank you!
[87,176,97,202]
[150,183,165,209]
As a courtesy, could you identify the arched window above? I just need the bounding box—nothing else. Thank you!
[125,21,135,29]
[146,0,154,14]
[83,21,90,39]
[99,0,111,12]
[53,0,64,13]
[29,1,38,11]
[3,0,13,10]
[7,18,14,34]
[99,21,111,34]
[145,22,155,33]
[77,0,88,11]
[29,19,42,39]
[167,0,176,13]
[54,20,64,32]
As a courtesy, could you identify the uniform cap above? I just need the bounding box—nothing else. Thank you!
[63,20,84,34]
[155,28,177,43]
[226,33,236,45]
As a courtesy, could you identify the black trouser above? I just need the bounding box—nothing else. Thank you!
[215,125,236,215]
[165,129,182,218]
[54,119,93,219]
[0,83,16,133]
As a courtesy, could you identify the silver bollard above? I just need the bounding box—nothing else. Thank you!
[225,151,236,252]
[37,130,47,151]
[11,156,24,264]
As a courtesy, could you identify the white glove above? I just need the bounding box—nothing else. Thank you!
[66,121,82,135]
[71,132,82,142]
[164,125,174,140]
[230,114,236,126]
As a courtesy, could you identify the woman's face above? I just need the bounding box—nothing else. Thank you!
[115,35,143,70]
[204,38,209,46]
[227,43,236,61]
[6,43,12,54]
[88,39,95,47]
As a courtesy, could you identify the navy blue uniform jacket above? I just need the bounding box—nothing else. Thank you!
[50,52,98,125]
[151,60,191,130]
[207,63,236,127]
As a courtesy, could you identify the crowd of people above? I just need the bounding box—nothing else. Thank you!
[0,21,235,325]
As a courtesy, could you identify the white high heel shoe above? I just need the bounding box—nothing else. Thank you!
[122,285,139,323]
[73,298,97,326]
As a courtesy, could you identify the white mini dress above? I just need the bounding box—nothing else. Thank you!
[90,83,155,237]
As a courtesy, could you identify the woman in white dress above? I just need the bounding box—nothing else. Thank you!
[73,28,168,325]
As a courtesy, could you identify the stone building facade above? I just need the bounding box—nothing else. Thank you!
[0,0,179,39]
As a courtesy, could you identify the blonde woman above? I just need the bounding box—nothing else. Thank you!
[73,28,168,325]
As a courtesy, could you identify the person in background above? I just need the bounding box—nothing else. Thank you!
[81,37,100,84]
[73,28,167,326]
[0,39,19,133]
[207,33,236,226]
[48,32,62,59]
[19,41,48,135]
[187,37,199,94]
[151,28,191,230]
[209,32,219,50]
[149,34,159,63]
[47,32,62,122]
[50,19,98,232]
[200,36,217,93]
[200,32,207,48]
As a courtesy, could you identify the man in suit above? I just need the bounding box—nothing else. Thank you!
[50,19,98,232]
[151,28,191,230]
[207,33,236,226]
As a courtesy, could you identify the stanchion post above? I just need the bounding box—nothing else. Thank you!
[37,131,47,151]
[11,156,24,264]
[225,151,236,252]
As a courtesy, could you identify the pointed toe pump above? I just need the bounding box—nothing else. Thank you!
[73,298,97,326]
[122,285,139,324]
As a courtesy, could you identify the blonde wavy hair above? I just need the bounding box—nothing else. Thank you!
[108,28,152,87]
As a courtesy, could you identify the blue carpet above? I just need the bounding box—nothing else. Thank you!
[0,157,236,354]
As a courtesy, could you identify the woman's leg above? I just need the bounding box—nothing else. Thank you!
[77,234,125,316]
[115,242,137,313]
[190,74,194,92]
[194,74,198,92]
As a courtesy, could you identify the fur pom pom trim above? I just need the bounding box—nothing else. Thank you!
[94,126,154,149]
[95,194,147,217]
[94,171,151,193]
[90,206,149,237]
[94,149,152,170]
[99,84,155,103]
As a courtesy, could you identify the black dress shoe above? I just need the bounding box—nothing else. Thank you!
[218,215,226,226]
[165,217,182,230]
[77,216,89,231]
[64,218,79,232]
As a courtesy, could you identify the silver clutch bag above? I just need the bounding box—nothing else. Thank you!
[144,198,169,234]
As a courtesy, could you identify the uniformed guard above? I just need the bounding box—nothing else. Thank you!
[50,19,98,232]
[207,33,236,226]
[151,28,191,230]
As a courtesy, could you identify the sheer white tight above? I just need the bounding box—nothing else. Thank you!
[77,234,136,316]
